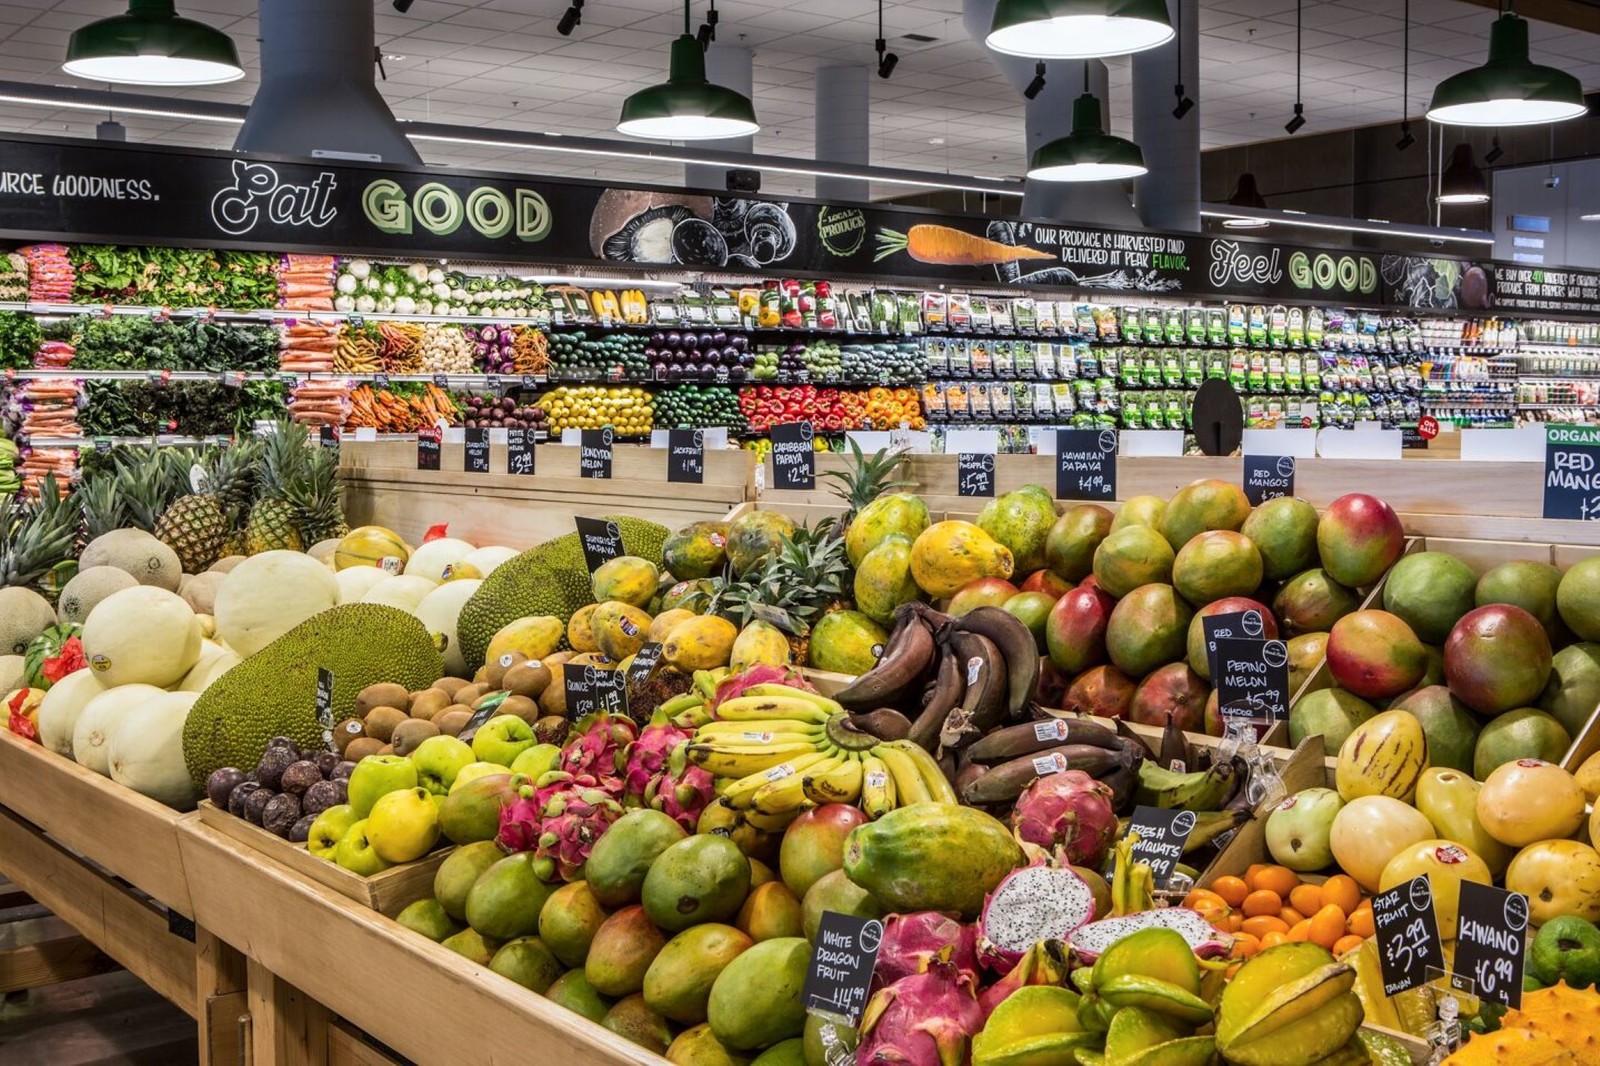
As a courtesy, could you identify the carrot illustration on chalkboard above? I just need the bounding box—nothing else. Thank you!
[874,224,1055,266]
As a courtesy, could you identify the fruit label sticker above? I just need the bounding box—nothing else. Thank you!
[1242,454,1294,505]
[1032,719,1071,743]
[463,427,490,474]
[1031,752,1072,777]
[580,427,614,480]
[1542,424,1600,520]
[1373,875,1445,996]
[1451,881,1529,1009]
[803,912,883,1026]
[1055,428,1117,501]
[667,428,705,485]
[564,664,627,722]
[957,452,995,497]
[626,643,663,687]
[314,668,336,752]
[575,517,623,573]
[1125,806,1195,889]
[1202,611,1266,679]
[416,427,441,471]
[506,427,535,476]
[1212,637,1290,725]
[771,422,816,490]
[966,657,983,687]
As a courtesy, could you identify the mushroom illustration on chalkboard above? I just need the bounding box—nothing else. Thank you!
[590,189,798,268]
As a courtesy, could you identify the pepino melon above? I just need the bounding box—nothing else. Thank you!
[72,683,167,776]
[108,691,201,808]
[214,551,339,658]
[81,586,202,688]
[36,668,105,756]
[334,526,410,572]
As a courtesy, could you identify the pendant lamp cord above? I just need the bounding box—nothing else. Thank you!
[1294,0,1302,108]
[1175,0,1182,87]
[1401,0,1408,118]
[684,0,691,36]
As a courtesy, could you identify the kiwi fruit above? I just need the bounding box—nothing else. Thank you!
[544,650,576,669]
[331,718,365,755]
[376,744,394,756]
[454,683,489,708]
[503,661,552,700]
[345,736,385,761]
[362,705,409,743]
[355,683,410,719]
[472,665,490,685]
[435,708,473,737]
[539,670,567,718]
[390,718,440,757]
[409,689,450,722]
[484,651,525,689]
[498,694,539,726]
[432,676,470,698]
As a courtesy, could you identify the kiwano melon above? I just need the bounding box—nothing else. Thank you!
[842,803,1024,919]
[661,522,730,580]
[334,526,410,571]
[727,512,795,575]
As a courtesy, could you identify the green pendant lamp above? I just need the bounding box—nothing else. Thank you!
[63,0,242,86]
[618,0,759,140]
[987,0,1172,59]
[1028,73,1145,182]
[1426,8,1584,127]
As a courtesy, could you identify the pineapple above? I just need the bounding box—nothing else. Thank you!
[708,521,852,663]
[821,438,914,530]
[1,474,79,593]
[245,424,308,554]
[286,443,348,547]
[77,472,127,540]
[116,448,178,534]
[155,442,257,573]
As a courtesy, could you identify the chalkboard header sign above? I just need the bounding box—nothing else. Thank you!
[1056,428,1117,501]
[1543,423,1600,521]
[802,912,883,1026]
[771,422,817,490]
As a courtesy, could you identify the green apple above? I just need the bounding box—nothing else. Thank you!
[366,786,442,864]
[471,714,536,767]
[509,743,562,780]
[451,761,509,794]
[333,818,393,876]
[306,804,360,861]
[347,754,419,817]
[411,735,475,795]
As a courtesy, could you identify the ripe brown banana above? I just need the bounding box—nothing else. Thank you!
[965,716,1124,764]
[908,644,964,753]
[960,744,1132,805]
[834,606,935,710]
[1100,763,1138,814]
[849,707,912,742]
[1158,710,1189,771]
[953,606,1040,720]
[939,631,1006,750]
[1113,719,1157,761]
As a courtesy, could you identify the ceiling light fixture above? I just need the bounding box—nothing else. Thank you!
[876,0,899,79]
[1437,142,1490,204]
[1200,207,1494,245]
[1427,7,1584,126]
[1283,0,1305,134]
[1485,135,1503,163]
[698,0,718,49]
[1395,0,1414,150]
[393,0,415,11]
[1171,0,1193,119]
[558,0,584,36]
[1221,172,1268,228]
[1024,62,1047,100]
[617,0,759,139]
[62,0,242,86]
[986,0,1172,59]
[1027,66,1145,182]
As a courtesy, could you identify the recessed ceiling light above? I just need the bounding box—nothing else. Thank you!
[384,53,406,62]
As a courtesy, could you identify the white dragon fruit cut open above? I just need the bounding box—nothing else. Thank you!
[1067,908,1234,963]
[977,863,1095,975]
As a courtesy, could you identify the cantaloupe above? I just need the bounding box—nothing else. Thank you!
[214,550,340,658]
[414,579,483,677]
[335,566,391,604]
[360,575,438,613]
[80,529,181,591]
[335,526,410,571]
[405,538,477,582]
[178,641,241,693]
[57,566,138,625]
[462,546,518,577]
[208,555,245,574]
[181,571,224,616]
[108,691,201,808]
[37,668,105,756]
[0,587,56,656]
[81,586,203,688]
[308,539,341,568]
[0,654,25,697]
[73,683,166,775]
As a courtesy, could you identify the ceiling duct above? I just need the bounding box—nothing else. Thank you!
[235,0,419,164]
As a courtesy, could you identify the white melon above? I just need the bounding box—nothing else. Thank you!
[108,691,201,808]
[404,537,477,582]
[178,641,242,693]
[462,545,518,577]
[37,668,106,756]
[335,566,391,604]
[73,683,167,775]
[414,579,483,677]
[81,585,202,688]
[360,575,438,613]
[214,550,340,658]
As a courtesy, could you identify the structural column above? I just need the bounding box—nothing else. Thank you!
[814,65,871,202]
[685,44,756,190]
[1132,0,1200,230]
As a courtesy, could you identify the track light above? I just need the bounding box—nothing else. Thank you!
[1172,83,1194,119]
[1284,0,1304,134]
[698,0,717,49]
[1485,135,1503,164]
[1024,62,1047,101]
[1395,122,1415,151]
[1284,102,1305,135]
[557,0,583,36]
[393,0,415,11]
[1396,0,1413,150]
[874,0,897,79]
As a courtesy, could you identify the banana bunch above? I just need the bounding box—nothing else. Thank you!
[685,683,957,822]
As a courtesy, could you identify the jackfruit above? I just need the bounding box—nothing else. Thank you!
[455,516,668,673]
[180,604,444,789]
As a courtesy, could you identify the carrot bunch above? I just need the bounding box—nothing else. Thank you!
[33,341,74,369]
[378,322,423,373]
[336,325,381,374]
[287,381,351,428]
[278,254,336,311]
[344,384,458,432]
[511,328,550,374]
[19,449,76,499]
[279,321,340,374]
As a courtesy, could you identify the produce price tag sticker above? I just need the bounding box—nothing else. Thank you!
[314,668,335,751]
[1055,428,1117,501]
[1212,637,1291,725]
[1242,454,1295,505]
[627,643,664,688]
[1373,875,1444,997]
[580,427,614,480]
[1125,806,1195,889]
[1542,424,1600,520]
[575,516,624,573]
[802,912,883,1027]
[1451,881,1529,1009]
[667,428,706,484]
[957,452,996,497]
[464,427,490,473]
[373,372,390,390]
[1201,610,1268,680]
[771,422,817,490]
[506,427,535,476]
[416,428,441,471]
[563,665,628,722]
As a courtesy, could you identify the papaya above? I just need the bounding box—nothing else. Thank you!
[909,521,1015,599]
[807,611,887,674]
[649,608,698,643]
[663,616,738,671]
[662,522,730,581]
[661,579,714,613]
[842,802,1024,919]
[976,487,1058,575]
[853,534,921,625]
[486,615,563,664]
[731,620,792,672]
[845,493,930,568]
[593,556,660,609]
[568,603,601,654]
[727,512,795,575]
[592,601,653,661]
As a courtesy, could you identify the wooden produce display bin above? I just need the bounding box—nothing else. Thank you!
[340,438,755,548]
[196,801,448,917]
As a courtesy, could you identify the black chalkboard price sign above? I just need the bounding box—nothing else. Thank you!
[1056,428,1117,501]
[957,452,995,497]
[563,664,628,721]
[464,427,490,473]
[1243,454,1295,505]
[506,427,535,475]
[1212,637,1291,726]
[1543,424,1600,521]
[314,668,336,751]
[580,428,614,479]
[416,428,441,470]
[1452,880,1529,1009]
[1372,875,1444,997]
[575,516,623,573]
[667,428,705,484]
[1125,806,1196,888]
[626,643,664,688]
[1201,610,1268,678]
[770,422,816,490]
[802,912,884,1026]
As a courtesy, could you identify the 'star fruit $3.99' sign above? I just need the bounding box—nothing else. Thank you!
[362,179,553,243]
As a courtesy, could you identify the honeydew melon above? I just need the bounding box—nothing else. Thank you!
[214,550,340,658]
[405,538,477,582]
[178,641,242,693]
[462,546,518,577]
[414,579,483,677]
[81,586,202,688]
[361,575,439,613]
[108,691,201,808]
[73,683,167,775]
[335,566,391,604]
[37,668,105,756]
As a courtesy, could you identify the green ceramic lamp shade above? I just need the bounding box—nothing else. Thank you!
[987,0,1173,59]
[1028,90,1146,182]
[63,0,242,86]
[618,2,759,140]
[1426,11,1584,127]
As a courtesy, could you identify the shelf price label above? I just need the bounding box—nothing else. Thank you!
[432,373,449,388]
[1452,881,1529,1009]
[1543,424,1600,520]
[314,668,336,752]
[464,427,490,473]
[1125,806,1196,889]
[1055,428,1117,501]
[416,427,442,471]
[373,372,390,390]
[1212,637,1291,727]
[802,912,883,1027]
[580,428,614,479]
[319,425,339,450]
[1243,454,1295,505]
[957,452,995,497]
[575,516,623,573]
[506,427,535,476]
[1373,875,1444,996]
[667,428,705,484]
[770,422,816,491]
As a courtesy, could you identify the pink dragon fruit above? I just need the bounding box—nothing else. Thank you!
[976,861,1096,976]
[496,770,621,870]
[496,783,546,853]
[1066,909,1234,963]
[976,940,1069,1022]
[622,719,692,804]
[710,664,816,712]
[533,784,625,882]
[856,956,983,1066]
[875,913,979,986]
[1008,769,1118,870]
[621,719,715,831]
[560,712,636,789]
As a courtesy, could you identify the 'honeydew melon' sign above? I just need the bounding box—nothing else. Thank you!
[1542,424,1600,520]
